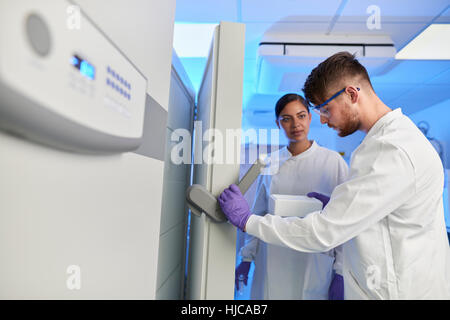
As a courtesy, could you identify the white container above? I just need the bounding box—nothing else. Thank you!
[268,194,323,218]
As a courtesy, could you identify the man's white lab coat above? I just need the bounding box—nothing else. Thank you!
[246,109,450,299]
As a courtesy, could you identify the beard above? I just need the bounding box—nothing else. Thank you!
[336,106,361,137]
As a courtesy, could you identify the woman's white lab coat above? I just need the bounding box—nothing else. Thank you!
[246,109,450,299]
[240,141,349,299]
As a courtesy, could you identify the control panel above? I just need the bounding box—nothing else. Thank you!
[0,0,147,153]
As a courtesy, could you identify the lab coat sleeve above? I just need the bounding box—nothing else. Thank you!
[336,154,349,185]
[332,155,348,275]
[246,141,416,253]
[332,246,343,275]
[239,176,269,261]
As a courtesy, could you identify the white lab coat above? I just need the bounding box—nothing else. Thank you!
[240,141,349,299]
[246,109,450,299]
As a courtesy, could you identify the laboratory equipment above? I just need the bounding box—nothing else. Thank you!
[0,0,147,153]
[0,0,162,299]
[269,194,323,217]
[186,156,268,222]
[186,21,245,300]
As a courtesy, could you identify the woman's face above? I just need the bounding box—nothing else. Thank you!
[276,100,312,143]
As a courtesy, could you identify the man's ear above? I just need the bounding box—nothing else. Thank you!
[347,86,359,103]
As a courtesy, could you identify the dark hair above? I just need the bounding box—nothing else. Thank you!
[275,93,309,119]
[302,51,373,106]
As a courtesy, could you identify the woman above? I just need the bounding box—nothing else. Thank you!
[235,93,348,300]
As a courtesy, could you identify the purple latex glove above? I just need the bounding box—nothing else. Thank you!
[218,184,252,231]
[307,192,330,209]
[328,273,344,300]
[235,261,251,291]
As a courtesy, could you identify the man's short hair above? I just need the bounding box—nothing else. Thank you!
[302,51,373,106]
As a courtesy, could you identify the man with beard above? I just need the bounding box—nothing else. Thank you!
[219,52,450,299]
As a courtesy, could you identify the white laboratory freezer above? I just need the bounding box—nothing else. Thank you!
[0,0,245,299]
[0,0,172,299]
[0,132,163,299]
[0,0,147,154]
[186,22,246,299]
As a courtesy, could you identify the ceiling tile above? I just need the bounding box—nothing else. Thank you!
[175,0,238,22]
[435,6,450,23]
[261,21,332,40]
[389,84,450,114]
[428,68,450,85]
[241,0,341,22]
[340,0,450,22]
[371,83,414,104]
[371,60,450,85]
[329,22,428,50]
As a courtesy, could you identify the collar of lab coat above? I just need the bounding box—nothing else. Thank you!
[364,108,403,141]
[281,140,318,164]
[263,141,318,176]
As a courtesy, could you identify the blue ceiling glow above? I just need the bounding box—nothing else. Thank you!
[174,0,450,137]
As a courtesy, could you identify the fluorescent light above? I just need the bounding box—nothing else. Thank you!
[173,23,218,58]
[396,24,450,60]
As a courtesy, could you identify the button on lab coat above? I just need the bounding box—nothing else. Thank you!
[240,141,349,299]
[246,109,450,299]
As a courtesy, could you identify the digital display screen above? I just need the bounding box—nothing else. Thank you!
[71,54,95,80]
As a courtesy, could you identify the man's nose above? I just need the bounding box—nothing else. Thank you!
[320,115,328,124]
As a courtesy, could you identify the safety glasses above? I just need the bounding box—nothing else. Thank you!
[308,87,360,118]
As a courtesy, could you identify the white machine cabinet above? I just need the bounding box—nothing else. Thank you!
[0,0,147,153]
[186,22,246,299]
[0,0,169,300]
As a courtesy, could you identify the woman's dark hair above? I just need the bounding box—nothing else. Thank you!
[275,93,309,119]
